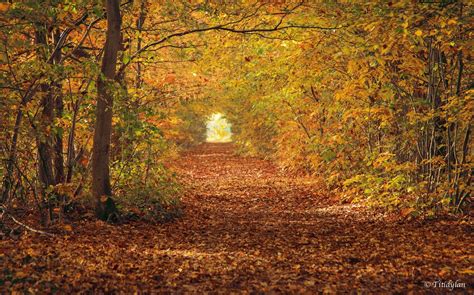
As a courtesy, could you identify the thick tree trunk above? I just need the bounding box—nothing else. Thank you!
[92,0,121,221]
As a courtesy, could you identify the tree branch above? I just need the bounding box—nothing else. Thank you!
[117,1,346,75]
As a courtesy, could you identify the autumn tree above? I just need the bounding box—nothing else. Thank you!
[92,0,121,220]
[0,0,471,227]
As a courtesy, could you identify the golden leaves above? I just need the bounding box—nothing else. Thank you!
[0,3,10,12]
[2,143,473,292]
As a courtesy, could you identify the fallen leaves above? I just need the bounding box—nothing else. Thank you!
[1,143,473,292]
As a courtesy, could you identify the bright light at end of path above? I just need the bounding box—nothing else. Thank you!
[206,113,232,143]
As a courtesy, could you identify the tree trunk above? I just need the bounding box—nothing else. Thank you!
[52,28,65,184]
[135,0,147,89]
[92,0,121,221]
[37,86,55,188]
[35,27,55,190]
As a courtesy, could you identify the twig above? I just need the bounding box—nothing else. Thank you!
[0,206,55,237]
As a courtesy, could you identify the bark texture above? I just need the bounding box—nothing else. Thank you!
[92,0,121,220]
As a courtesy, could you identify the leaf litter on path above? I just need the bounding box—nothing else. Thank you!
[1,143,472,293]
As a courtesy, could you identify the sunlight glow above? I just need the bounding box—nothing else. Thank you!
[206,113,232,143]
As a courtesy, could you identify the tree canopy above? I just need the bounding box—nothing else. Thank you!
[0,0,472,291]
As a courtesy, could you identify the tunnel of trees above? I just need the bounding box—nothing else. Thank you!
[0,0,472,292]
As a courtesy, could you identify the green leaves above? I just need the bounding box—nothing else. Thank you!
[122,54,131,65]
[321,149,336,163]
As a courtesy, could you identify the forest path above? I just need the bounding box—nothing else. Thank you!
[168,143,472,292]
[1,143,472,293]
